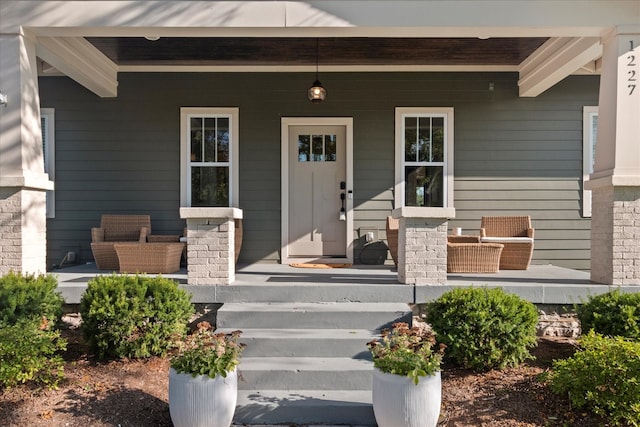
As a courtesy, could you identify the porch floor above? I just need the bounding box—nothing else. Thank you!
[54,262,620,306]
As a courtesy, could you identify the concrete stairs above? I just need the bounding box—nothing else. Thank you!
[217,299,412,426]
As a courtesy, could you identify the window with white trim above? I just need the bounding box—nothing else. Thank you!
[582,106,598,217]
[395,107,454,208]
[180,108,239,207]
[41,108,55,218]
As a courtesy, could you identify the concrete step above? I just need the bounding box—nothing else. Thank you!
[238,357,373,390]
[218,328,377,358]
[217,302,411,330]
[234,390,376,426]
[215,283,413,303]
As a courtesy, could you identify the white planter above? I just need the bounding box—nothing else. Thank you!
[372,368,442,427]
[169,367,238,427]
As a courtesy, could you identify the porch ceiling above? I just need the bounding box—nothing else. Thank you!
[37,34,602,98]
[85,36,549,66]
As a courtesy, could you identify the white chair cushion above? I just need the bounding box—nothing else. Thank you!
[480,237,534,243]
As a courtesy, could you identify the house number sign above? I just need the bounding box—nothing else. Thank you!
[627,41,638,96]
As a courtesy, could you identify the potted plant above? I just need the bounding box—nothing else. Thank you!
[169,321,243,427]
[367,322,446,427]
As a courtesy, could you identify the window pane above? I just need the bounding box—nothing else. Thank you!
[298,135,310,162]
[217,118,230,162]
[312,135,324,161]
[190,117,203,162]
[204,118,216,162]
[418,117,431,162]
[191,166,229,207]
[325,134,336,161]
[404,117,418,162]
[404,166,443,207]
[431,117,444,162]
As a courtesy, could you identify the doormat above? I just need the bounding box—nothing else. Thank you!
[289,263,353,269]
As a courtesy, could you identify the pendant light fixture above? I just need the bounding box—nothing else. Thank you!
[307,38,327,103]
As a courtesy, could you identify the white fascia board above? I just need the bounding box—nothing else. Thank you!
[36,36,118,98]
[518,37,602,97]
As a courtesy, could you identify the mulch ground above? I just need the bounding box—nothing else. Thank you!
[0,321,609,427]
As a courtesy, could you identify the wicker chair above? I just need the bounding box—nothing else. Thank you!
[447,242,504,273]
[479,216,535,270]
[90,215,152,270]
[385,216,399,267]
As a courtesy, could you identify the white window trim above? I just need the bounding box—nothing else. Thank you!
[41,108,55,218]
[582,106,598,218]
[180,107,239,207]
[394,107,454,208]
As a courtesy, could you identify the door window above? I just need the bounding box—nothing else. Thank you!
[298,134,337,162]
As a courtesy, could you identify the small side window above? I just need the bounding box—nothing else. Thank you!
[41,108,55,218]
[582,106,598,217]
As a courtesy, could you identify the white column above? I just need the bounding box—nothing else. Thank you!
[586,27,640,285]
[0,31,53,275]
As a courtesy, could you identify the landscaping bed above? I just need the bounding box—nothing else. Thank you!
[0,318,607,427]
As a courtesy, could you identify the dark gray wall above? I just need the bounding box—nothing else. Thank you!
[39,72,598,270]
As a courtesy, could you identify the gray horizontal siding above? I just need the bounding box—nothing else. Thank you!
[40,72,597,270]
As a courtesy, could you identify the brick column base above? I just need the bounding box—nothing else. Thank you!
[180,207,243,286]
[591,186,640,286]
[398,217,449,285]
[0,188,47,275]
[185,218,235,286]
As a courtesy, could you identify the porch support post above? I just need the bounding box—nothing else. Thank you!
[179,208,243,285]
[0,31,53,275]
[393,207,455,285]
[586,27,640,286]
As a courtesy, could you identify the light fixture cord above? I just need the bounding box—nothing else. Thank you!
[315,38,319,80]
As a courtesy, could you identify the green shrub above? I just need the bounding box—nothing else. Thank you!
[0,272,63,327]
[0,272,66,389]
[426,286,538,371]
[577,290,640,340]
[80,275,194,360]
[0,320,67,389]
[546,331,640,426]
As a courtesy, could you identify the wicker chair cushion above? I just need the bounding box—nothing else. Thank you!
[480,237,534,243]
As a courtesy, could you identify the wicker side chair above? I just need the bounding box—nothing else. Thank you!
[479,216,535,270]
[90,215,151,270]
[385,216,399,267]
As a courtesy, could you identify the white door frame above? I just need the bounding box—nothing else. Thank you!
[281,117,354,264]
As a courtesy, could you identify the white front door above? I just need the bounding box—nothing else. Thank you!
[281,118,353,264]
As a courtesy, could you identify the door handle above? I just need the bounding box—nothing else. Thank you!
[339,193,346,221]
